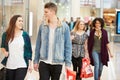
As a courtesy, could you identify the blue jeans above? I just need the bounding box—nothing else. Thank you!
[92,51,103,80]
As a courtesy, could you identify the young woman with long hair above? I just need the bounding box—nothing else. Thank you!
[1,15,32,80]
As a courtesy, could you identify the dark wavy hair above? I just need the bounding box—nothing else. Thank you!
[92,17,104,29]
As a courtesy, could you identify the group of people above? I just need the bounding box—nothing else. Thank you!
[1,2,113,80]
[70,17,113,80]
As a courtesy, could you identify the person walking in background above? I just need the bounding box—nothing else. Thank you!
[68,17,75,31]
[1,15,32,80]
[71,20,89,80]
[63,17,69,25]
[85,20,93,36]
[88,18,113,80]
[33,2,72,80]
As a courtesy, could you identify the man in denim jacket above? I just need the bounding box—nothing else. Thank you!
[33,2,72,80]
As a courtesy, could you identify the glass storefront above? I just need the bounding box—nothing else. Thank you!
[0,0,29,45]
[0,0,120,43]
[43,0,71,21]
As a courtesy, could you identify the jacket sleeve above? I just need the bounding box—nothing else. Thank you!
[1,32,6,48]
[104,29,109,44]
[1,32,8,66]
[24,32,32,60]
[33,25,42,64]
[64,23,72,67]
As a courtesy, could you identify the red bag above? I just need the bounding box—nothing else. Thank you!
[66,69,76,80]
[80,58,93,78]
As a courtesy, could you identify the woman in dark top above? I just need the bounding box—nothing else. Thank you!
[88,18,113,80]
[71,20,89,80]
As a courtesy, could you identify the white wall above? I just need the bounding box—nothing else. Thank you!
[71,0,80,19]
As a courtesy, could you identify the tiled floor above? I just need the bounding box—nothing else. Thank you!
[0,42,120,80]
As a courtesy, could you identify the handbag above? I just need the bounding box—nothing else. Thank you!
[80,58,93,78]
[0,67,6,80]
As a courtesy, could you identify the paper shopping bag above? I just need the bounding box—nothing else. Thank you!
[80,58,93,78]
[26,72,36,80]
[108,60,116,80]
[66,69,76,80]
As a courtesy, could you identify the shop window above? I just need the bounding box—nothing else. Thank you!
[103,9,116,26]
[12,0,23,4]
[80,0,95,7]
[44,0,71,21]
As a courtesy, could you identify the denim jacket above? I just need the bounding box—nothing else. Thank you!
[34,22,72,67]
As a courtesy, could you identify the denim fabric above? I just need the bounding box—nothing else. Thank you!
[92,51,103,80]
[34,22,72,67]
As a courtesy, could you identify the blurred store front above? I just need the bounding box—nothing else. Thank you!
[0,0,120,44]
[0,0,120,79]
[0,0,30,44]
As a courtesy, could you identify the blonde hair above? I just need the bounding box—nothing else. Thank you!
[72,20,86,32]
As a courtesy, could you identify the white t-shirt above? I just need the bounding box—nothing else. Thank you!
[41,27,63,65]
[6,31,27,69]
[42,27,55,64]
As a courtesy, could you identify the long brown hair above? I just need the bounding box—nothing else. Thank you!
[6,15,22,44]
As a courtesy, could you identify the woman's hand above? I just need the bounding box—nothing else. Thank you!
[85,53,90,59]
[70,35,75,40]
[28,60,33,73]
[1,48,9,57]
[4,51,9,57]
[28,64,33,73]
[110,53,114,58]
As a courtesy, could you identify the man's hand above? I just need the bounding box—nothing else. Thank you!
[66,66,73,71]
[34,63,39,72]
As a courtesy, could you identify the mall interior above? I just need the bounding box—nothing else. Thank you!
[0,0,120,80]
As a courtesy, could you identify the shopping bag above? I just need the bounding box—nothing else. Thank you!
[66,69,76,80]
[108,59,116,80]
[26,72,36,80]
[80,58,93,78]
